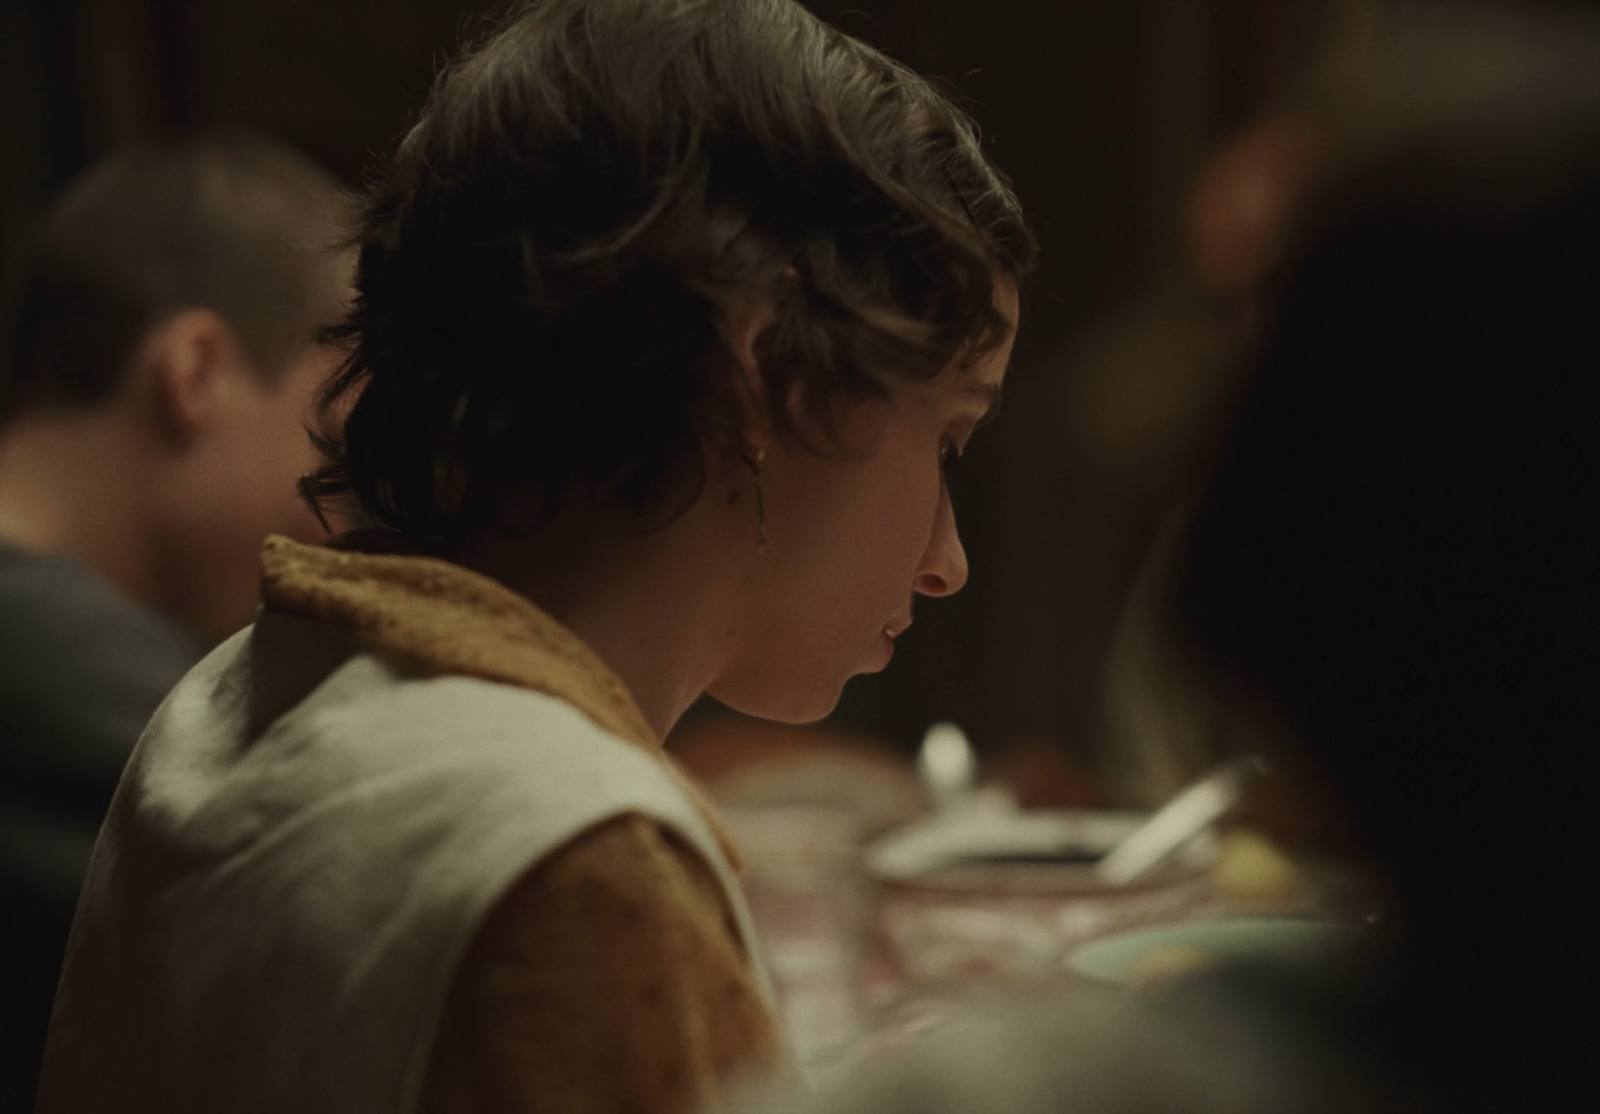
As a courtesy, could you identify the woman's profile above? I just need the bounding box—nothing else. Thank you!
[35,1,1032,1112]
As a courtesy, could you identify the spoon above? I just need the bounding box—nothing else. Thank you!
[916,721,976,812]
[1095,755,1263,886]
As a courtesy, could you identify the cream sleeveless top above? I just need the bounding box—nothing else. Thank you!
[36,537,776,1114]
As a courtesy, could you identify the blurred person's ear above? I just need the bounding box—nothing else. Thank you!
[137,308,251,446]
[1188,117,1315,308]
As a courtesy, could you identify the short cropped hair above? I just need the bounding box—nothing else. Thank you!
[304,0,1034,543]
[0,132,351,424]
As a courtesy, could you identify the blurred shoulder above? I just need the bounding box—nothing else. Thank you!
[0,542,199,768]
[0,543,199,686]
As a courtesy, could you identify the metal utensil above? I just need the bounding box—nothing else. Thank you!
[1095,755,1262,886]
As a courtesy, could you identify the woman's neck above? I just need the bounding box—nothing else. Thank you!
[449,502,748,741]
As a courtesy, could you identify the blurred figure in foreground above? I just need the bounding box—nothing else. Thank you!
[1172,4,1598,1100]
[0,132,348,1107]
[738,6,1599,1110]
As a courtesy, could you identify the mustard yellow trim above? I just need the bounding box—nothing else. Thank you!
[260,534,656,749]
[256,534,741,868]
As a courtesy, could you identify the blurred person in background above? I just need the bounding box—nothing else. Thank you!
[0,132,349,1109]
[735,5,1598,1111]
[34,2,1032,1112]
[1091,116,1315,813]
[999,93,1317,820]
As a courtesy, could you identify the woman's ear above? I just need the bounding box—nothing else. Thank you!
[720,297,779,459]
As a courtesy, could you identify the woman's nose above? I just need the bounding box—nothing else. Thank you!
[913,486,969,597]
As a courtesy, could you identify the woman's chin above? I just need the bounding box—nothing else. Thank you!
[708,676,848,727]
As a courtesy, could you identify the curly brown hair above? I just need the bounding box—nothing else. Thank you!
[302,0,1034,543]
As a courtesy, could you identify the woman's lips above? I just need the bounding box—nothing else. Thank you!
[876,617,911,669]
[878,630,896,668]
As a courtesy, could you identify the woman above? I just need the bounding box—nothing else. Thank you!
[35,1,1031,1113]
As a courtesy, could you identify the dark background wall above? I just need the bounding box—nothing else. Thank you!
[0,0,1368,789]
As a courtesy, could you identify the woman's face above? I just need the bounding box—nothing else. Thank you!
[712,281,1019,723]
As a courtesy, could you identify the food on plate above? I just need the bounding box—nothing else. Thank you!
[1210,828,1300,902]
[1123,943,1217,987]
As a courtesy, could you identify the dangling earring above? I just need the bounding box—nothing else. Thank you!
[749,445,768,552]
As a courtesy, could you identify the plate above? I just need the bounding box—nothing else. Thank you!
[1066,916,1355,985]
[865,803,1215,882]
